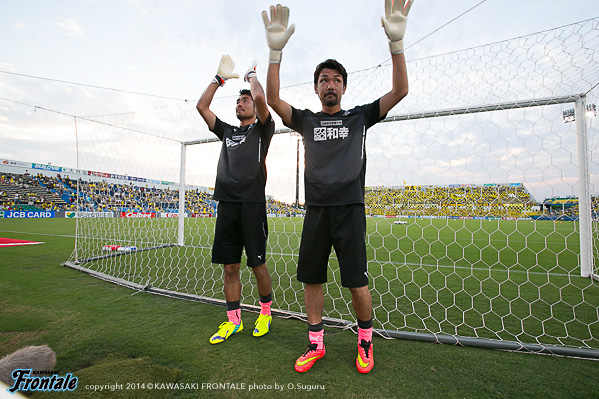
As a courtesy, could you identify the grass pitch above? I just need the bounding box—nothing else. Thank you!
[72,216,598,349]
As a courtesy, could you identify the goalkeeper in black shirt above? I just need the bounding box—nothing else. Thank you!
[263,0,413,373]
[197,55,275,344]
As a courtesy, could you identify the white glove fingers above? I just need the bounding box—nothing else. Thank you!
[402,0,414,16]
[281,5,290,28]
[274,4,282,24]
[263,4,294,56]
[221,55,233,70]
[394,0,406,14]
[262,10,271,28]
[384,0,393,18]
[269,5,277,24]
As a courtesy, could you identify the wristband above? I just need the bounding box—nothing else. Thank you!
[213,74,226,87]
[389,40,404,55]
[269,49,282,64]
[245,70,257,82]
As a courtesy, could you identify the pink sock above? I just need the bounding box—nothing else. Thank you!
[260,300,272,316]
[309,329,325,350]
[227,308,241,325]
[358,327,373,343]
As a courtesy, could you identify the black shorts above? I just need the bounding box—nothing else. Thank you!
[297,204,368,288]
[212,201,268,268]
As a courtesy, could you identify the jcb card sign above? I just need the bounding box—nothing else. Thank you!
[3,211,55,218]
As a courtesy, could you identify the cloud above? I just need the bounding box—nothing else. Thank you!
[50,18,85,38]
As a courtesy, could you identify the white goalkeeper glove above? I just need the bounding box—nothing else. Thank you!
[262,4,295,64]
[212,55,239,87]
[244,61,257,82]
[381,0,414,54]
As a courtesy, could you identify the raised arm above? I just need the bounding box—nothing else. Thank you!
[267,62,292,126]
[378,0,414,118]
[244,62,270,125]
[262,4,295,126]
[196,55,239,131]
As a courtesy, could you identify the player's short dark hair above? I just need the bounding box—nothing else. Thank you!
[314,59,347,87]
[239,89,253,99]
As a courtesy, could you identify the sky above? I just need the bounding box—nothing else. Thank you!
[1,0,598,203]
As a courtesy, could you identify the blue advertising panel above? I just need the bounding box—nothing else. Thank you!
[3,211,56,218]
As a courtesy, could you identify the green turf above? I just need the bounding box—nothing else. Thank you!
[1,219,598,398]
[70,216,599,349]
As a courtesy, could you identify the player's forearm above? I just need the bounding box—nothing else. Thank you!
[390,52,409,100]
[266,63,292,124]
[379,53,408,117]
[266,62,281,106]
[250,76,270,123]
[197,81,218,130]
[250,77,266,108]
[196,81,218,115]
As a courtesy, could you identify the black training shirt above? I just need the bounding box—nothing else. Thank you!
[285,100,385,206]
[211,114,275,202]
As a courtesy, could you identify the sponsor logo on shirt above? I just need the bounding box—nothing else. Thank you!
[313,126,350,141]
[320,120,343,126]
[226,135,247,148]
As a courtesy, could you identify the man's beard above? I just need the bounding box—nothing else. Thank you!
[236,110,254,122]
[323,92,339,106]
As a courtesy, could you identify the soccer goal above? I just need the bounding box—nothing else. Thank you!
[64,18,599,358]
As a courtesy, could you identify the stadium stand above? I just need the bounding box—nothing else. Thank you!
[0,172,69,211]
[4,170,596,220]
[365,183,539,218]
[0,171,300,215]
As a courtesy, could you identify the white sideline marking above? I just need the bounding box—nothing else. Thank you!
[0,242,44,247]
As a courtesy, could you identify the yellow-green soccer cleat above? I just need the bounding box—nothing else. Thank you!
[253,314,272,337]
[209,321,243,344]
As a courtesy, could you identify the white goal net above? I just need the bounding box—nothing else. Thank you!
[65,19,599,357]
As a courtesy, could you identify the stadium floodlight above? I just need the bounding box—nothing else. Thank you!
[562,108,576,122]
[563,104,596,122]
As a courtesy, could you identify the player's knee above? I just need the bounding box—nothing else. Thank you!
[251,262,269,276]
[224,263,241,276]
[349,285,371,297]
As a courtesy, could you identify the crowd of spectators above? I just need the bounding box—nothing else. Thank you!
[0,172,69,211]
[365,184,539,218]
[266,198,303,216]
[0,171,300,216]
[5,171,591,219]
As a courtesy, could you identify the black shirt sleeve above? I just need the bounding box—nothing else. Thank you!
[284,107,306,136]
[361,99,385,129]
[259,113,275,143]
[211,116,227,141]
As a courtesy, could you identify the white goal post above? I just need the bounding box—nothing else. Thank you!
[64,19,599,358]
